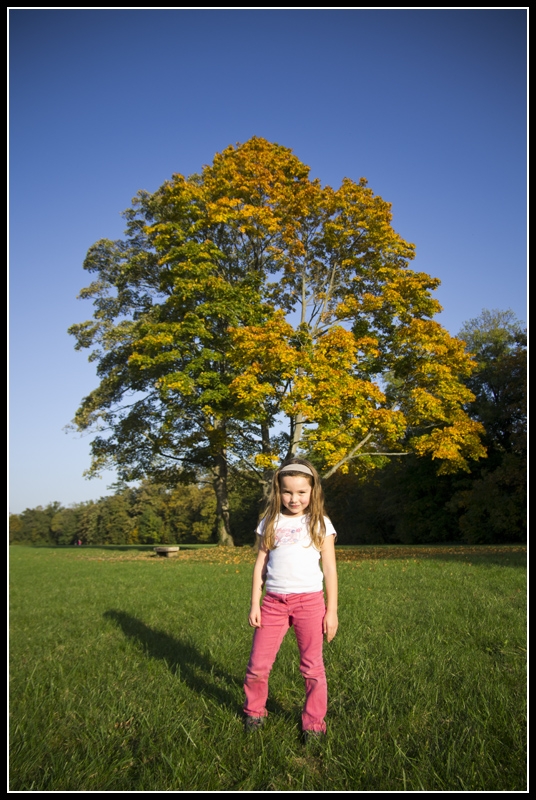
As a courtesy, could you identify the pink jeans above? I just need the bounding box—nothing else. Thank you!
[244,591,328,732]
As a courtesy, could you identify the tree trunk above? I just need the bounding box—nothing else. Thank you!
[213,449,234,547]
[261,422,274,500]
[290,410,305,455]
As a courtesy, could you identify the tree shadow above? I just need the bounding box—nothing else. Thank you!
[336,545,527,568]
[103,610,285,718]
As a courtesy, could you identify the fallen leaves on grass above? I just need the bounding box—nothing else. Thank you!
[68,544,526,566]
[168,543,526,567]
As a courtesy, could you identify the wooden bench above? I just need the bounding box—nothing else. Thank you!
[153,546,180,558]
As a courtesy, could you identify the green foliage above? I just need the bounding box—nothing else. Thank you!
[446,452,526,545]
[9,479,262,549]
[457,309,526,453]
[449,309,526,543]
[10,503,62,546]
[136,507,163,545]
[324,458,461,546]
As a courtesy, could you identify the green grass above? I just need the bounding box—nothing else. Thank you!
[9,544,526,791]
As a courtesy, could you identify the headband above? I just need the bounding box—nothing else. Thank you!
[279,464,314,477]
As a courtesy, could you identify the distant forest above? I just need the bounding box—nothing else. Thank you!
[10,310,526,547]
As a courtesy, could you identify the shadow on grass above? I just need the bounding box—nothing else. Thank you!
[103,610,286,719]
[335,545,527,568]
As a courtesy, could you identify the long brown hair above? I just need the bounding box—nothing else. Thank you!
[259,457,328,551]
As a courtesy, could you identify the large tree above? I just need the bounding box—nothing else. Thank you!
[226,160,486,478]
[457,308,526,454]
[448,309,527,543]
[69,138,485,544]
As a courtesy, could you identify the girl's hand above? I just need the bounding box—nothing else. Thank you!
[323,609,338,642]
[248,605,262,628]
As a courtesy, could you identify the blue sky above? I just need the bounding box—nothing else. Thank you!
[9,8,527,514]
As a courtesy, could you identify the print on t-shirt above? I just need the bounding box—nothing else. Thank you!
[274,523,304,546]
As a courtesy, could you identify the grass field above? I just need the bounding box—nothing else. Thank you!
[9,543,527,791]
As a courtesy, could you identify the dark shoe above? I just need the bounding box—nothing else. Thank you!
[302,729,326,745]
[244,716,265,734]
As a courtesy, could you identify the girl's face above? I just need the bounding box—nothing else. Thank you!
[280,475,313,517]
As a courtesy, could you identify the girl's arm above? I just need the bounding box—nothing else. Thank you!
[248,540,270,628]
[321,535,338,642]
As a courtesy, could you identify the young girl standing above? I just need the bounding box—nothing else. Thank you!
[243,457,338,741]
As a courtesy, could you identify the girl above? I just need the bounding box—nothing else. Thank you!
[243,457,338,741]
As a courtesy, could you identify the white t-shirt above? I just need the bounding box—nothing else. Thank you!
[257,513,336,594]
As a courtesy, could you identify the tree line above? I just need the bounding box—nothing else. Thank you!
[9,481,233,547]
[10,308,526,547]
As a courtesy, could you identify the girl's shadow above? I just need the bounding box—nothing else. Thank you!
[103,610,285,718]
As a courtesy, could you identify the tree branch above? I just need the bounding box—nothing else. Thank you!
[321,432,409,480]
